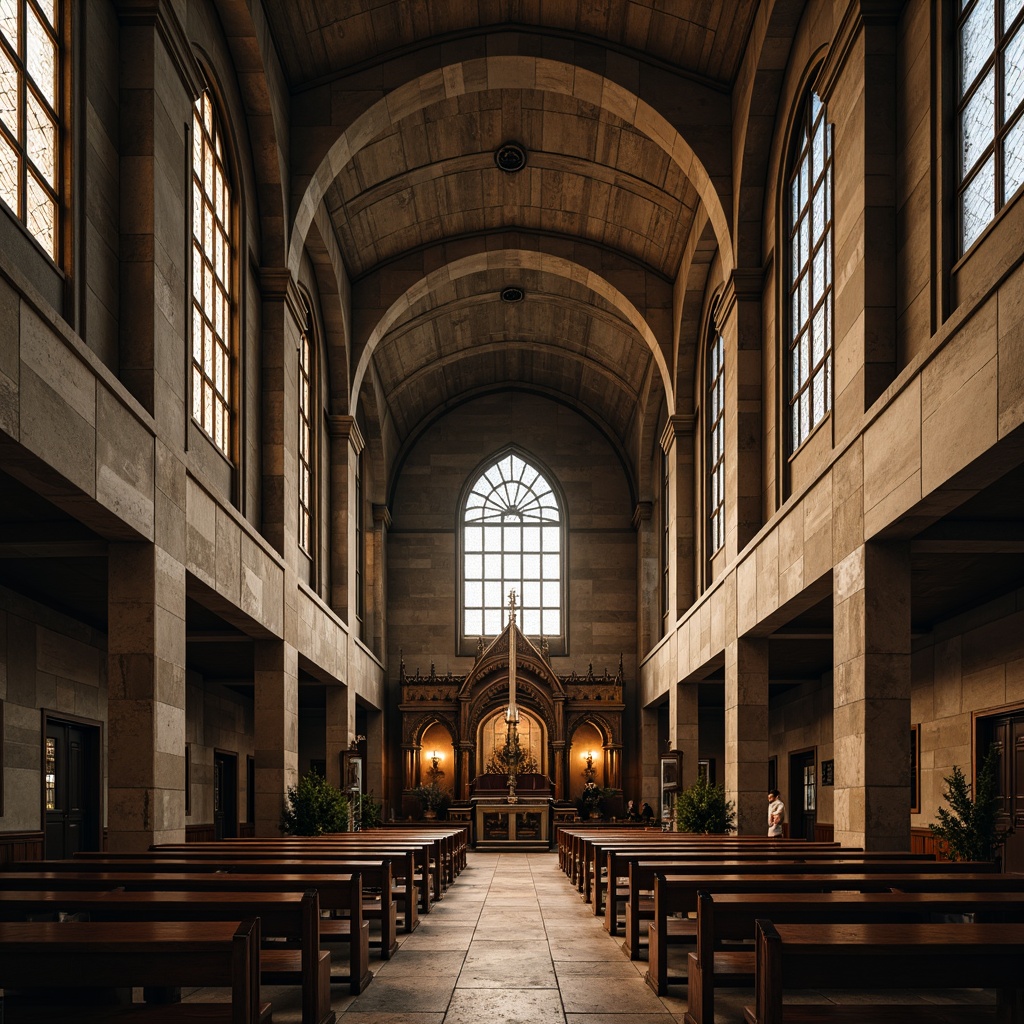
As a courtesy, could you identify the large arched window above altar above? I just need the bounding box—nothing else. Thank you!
[460,450,565,652]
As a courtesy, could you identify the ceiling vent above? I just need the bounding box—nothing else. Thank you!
[500,286,525,303]
[494,142,527,173]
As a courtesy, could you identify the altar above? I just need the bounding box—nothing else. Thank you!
[474,803,551,851]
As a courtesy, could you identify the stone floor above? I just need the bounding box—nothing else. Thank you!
[189,850,997,1024]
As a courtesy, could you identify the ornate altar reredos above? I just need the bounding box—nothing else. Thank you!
[398,619,626,814]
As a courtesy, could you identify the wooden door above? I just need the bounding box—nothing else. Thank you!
[788,749,816,841]
[979,713,1024,872]
[44,718,100,858]
[213,750,238,840]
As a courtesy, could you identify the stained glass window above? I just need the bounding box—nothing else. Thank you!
[957,0,1024,253]
[462,452,562,639]
[191,90,233,459]
[708,330,725,554]
[0,0,61,259]
[298,309,313,554]
[786,91,833,452]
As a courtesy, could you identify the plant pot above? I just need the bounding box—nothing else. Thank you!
[424,809,437,820]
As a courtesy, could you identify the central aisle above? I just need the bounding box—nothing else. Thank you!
[337,850,686,1023]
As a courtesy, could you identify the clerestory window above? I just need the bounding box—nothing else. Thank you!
[0,0,63,261]
[708,329,725,555]
[461,451,563,643]
[191,89,233,459]
[957,0,1024,254]
[785,89,833,453]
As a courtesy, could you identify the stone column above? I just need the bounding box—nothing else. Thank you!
[551,740,566,800]
[833,542,911,849]
[260,269,305,556]
[633,501,656,655]
[717,270,763,559]
[641,704,661,808]
[670,679,699,790]
[107,540,187,850]
[369,504,391,658]
[253,638,298,837]
[725,637,769,834]
[116,1,201,436]
[325,685,353,789]
[818,1,902,437]
[661,416,695,621]
[327,416,364,624]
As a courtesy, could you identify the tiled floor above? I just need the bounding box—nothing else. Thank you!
[199,850,998,1024]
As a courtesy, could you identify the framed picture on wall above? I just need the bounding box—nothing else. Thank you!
[342,751,363,796]
[660,754,679,823]
[910,724,921,814]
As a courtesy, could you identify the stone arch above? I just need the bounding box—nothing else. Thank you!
[567,712,619,749]
[286,55,735,284]
[349,249,676,417]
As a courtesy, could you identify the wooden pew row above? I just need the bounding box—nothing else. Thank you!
[748,920,1024,1024]
[86,842,430,922]
[596,846,931,924]
[620,858,994,959]
[0,918,265,1024]
[0,888,338,1023]
[645,870,1024,992]
[136,842,418,933]
[366,825,470,882]
[0,866,375,989]
[676,889,1024,1021]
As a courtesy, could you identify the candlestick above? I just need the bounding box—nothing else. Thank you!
[506,589,519,723]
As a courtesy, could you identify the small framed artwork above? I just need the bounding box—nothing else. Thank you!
[821,759,834,786]
[910,724,921,814]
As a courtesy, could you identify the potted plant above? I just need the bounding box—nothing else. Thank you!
[674,774,736,834]
[929,747,1012,863]
[576,783,614,820]
[412,782,450,820]
[280,771,350,835]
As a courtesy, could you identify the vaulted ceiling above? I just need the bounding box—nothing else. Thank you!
[261,1,762,469]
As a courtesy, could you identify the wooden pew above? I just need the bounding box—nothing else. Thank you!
[645,870,1024,991]
[0,918,265,1024]
[620,857,994,959]
[747,920,1024,1024]
[0,888,338,1023]
[677,889,1024,1019]
[136,842,412,936]
[0,867,374,990]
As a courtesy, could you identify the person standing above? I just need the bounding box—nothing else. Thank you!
[767,789,785,837]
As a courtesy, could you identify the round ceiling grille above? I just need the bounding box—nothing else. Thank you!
[500,286,525,303]
[494,142,527,172]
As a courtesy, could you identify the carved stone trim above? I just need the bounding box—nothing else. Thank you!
[660,414,694,454]
[259,267,306,325]
[372,503,392,529]
[115,0,203,98]
[327,415,365,454]
[632,501,653,530]
[816,0,903,104]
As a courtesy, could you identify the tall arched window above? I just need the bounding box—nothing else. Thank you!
[191,89,233,459]
[462,451,563,641]
[786,90,833,452]
[707,329,725,554]
[0,0,64,260]
[957,0,1024,254]
[297,303,314,555]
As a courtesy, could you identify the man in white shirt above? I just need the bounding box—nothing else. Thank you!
[767,789,785,837]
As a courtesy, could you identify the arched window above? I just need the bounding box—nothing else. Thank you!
[707,329,725,554]
[297,303,314,555]
[957,0,1024,254]
[461,451,563,641]
[191,89,233,459]
[785,89,833,452]
[0,0,64,260]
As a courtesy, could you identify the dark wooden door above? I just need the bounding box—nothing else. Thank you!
[44,719,99,858]
[788,749,816,841]
[979,714,1024,872]
[213,750,238,840]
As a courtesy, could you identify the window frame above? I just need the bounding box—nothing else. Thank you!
[190,87,235,463]
[784,87,834,456]
[707,327,725,557]
[661,447,670,630]
[456,447,567,656]
[955,0,1024,258]
[0,0,67,266]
